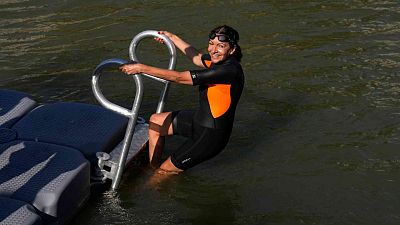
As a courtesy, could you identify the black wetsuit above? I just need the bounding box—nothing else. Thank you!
[171,54,244,170]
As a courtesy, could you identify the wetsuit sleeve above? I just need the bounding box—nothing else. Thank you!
[190,65,236,86]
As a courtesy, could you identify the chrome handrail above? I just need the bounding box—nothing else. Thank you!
[92,58,134,117]
[129,30,177,113]
[92,58,144,190]
[91,30,177,190]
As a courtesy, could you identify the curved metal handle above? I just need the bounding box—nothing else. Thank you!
[129,30,177,113]
[92,30,177,190]
[92,58,143,117]
[92,57,145,191]
[129,30,177,82]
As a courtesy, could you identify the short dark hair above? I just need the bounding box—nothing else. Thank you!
[209,25,242,62]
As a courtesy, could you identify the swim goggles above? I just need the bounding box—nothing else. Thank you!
[208,32,237,44]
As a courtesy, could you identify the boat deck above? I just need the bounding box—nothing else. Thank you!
[0,89,148,225]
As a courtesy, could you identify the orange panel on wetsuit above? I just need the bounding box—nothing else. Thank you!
[203,59,231,118]
[207,84,231,118]
[204,60,212,68]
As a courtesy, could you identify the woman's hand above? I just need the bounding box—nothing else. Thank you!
[120,63,141,75]
[154,31,174,44]
[153,31,202,68]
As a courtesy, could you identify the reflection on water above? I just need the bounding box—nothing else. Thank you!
[1,1,400,224]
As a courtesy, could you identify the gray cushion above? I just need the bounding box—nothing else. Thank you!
[12,102,128,165]
[0,141,90,224]
[0,89,36,128]
[0,197,41,225]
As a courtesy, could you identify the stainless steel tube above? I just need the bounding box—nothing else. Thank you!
[91,58,144,190]
[129,30,177,113]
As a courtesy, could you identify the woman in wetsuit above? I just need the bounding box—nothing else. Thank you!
[121,25,244,174]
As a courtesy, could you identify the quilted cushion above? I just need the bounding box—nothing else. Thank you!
[0,197,42,225]
[0,89,36,128]
[12,102,128,165]
[0,141,90,224]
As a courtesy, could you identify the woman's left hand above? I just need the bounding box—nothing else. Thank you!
[120,63,141,75]
[154,31,174,44]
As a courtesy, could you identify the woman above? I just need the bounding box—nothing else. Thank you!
[121,25,244,174]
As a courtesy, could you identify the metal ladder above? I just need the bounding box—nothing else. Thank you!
[91,30,177,190]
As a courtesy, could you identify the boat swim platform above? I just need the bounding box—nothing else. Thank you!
[0,89,149,225]
[0,30,176,225]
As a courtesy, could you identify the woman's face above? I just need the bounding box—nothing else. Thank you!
[207,37,235,64]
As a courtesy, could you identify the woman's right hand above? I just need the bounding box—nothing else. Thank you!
[120,62,142,75]
[154,31,174,44]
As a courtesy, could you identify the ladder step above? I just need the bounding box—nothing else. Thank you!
[108,123,149,166]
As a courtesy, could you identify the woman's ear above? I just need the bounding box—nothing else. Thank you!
[229,46,236,55]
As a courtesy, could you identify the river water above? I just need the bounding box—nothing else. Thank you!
[1,1,400,224]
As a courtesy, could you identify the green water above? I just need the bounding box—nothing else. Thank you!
[1,1,400,224]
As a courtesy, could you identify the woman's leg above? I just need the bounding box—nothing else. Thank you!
[148,112,174,167]
[159,157,184,173]
[145,157,183,189]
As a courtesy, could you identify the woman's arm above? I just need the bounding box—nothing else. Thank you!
[157,31,204,68]
[120,63,193,85]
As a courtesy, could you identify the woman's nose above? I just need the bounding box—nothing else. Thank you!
[211,45,218,53]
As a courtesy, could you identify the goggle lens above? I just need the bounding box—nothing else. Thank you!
[209,33,231,43]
